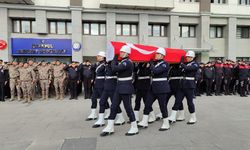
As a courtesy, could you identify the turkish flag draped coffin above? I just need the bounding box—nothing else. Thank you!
[106,41,186,63]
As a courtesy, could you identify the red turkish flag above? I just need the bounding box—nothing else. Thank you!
[106,41,186,63]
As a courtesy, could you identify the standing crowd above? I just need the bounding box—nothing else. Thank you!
[0,48,249,136]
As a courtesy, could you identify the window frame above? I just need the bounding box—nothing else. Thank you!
[210,26,224,38]
[148,23,167,37]
[116,22,138,36]
[82,22,106,36]
[12,19,35,34]
[48,20,72,35]
[179,24,196,38]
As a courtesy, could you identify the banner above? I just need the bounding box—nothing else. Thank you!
[12,38,72,56]
[107,41,186,63]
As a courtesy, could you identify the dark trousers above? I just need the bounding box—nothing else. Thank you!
[91,87,108,109]
[69,80,78,99]
[239,79,248,96]
[215,76,223,95]
[205,78,213,95]
[224,77,232,95]
[172,88,195,113]
[168,90,184,111]
[99,90,117,113]
[83,78,92,99]
[0,82,5,101]
[143,91,169,119]
[195,79,202,95]
[134,89,148,111]
[109,88,135,122]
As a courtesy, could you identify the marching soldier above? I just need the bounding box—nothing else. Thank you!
[18,63,36,103]
[52,60,66,100]
[37,61,52,100]
[138,48,171,131]
[168,51,199,125]
[134,62,151,122]
[5,61,21,101]
[101,45,138,136]
[86,51,107,121]
[93,60,123,128]
[214,59,224,96]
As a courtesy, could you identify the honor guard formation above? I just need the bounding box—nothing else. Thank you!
[0,46,249,137]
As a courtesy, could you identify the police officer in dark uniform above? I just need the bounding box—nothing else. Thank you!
[101,45,139,136]
[86,51,107,121]
[167,64,186,123]
[173,51,199,125]
[0,61,7,102]
[79,60,93,99]
[64,62,81,100]
[223,60,233,95]
[138,48,171,131]
[195,63,204,96]
[238,61,249,97]
[204,62,215,96]
[214,59,224,96]
[134,62,151,122]
[93,60,124,128]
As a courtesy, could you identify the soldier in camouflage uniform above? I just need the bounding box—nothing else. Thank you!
[52,60,66,100]
[5,61,21,101]
[18,63,36,103]
[28,60,39,100]
[37,61,52,100]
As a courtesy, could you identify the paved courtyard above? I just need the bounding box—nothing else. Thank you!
[0,95,250,150]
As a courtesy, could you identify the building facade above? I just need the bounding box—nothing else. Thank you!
[0,0,250,63]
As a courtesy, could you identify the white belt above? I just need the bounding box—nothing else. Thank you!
[152,78,168,81]
[169,77,183,80]
[183,77,195,80]
[138,76,150,80]
[105,76,117,79]
[118,77,133,81]
[96,76,105,79]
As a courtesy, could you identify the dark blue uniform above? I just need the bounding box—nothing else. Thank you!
[134,63,151,111]
[223,63,233,95]
[204,65,215,96]
[238,64,249,97]
[143,60,171,119]
[91,61,109,109]
[214,62,224,95]
[99,61,122,114]
[0,65,7,101]
[173,60,199,113]
[167,64,184,111]
[108,57,136,122]
[78,63,93,99]
[64,65,81,99]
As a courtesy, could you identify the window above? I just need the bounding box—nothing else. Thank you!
[83,22,106,35]
[237,27,250,38]
[179,25,196,38]
[210,26,223,38]
[236,57,250,61]
[180,0,199,2]
[49,21,72,34]
[148,24,167,37]
[116,23,138,36]
[239,0,250,5]
[211,0,226,4]
[12,19,35,33]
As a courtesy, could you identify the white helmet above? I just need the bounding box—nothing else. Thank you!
[120,45,131,54]
[97,51,106,57]
[156,47,166,56]
[186,51,195,58]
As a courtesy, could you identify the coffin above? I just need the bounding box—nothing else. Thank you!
[106,41,186,63]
